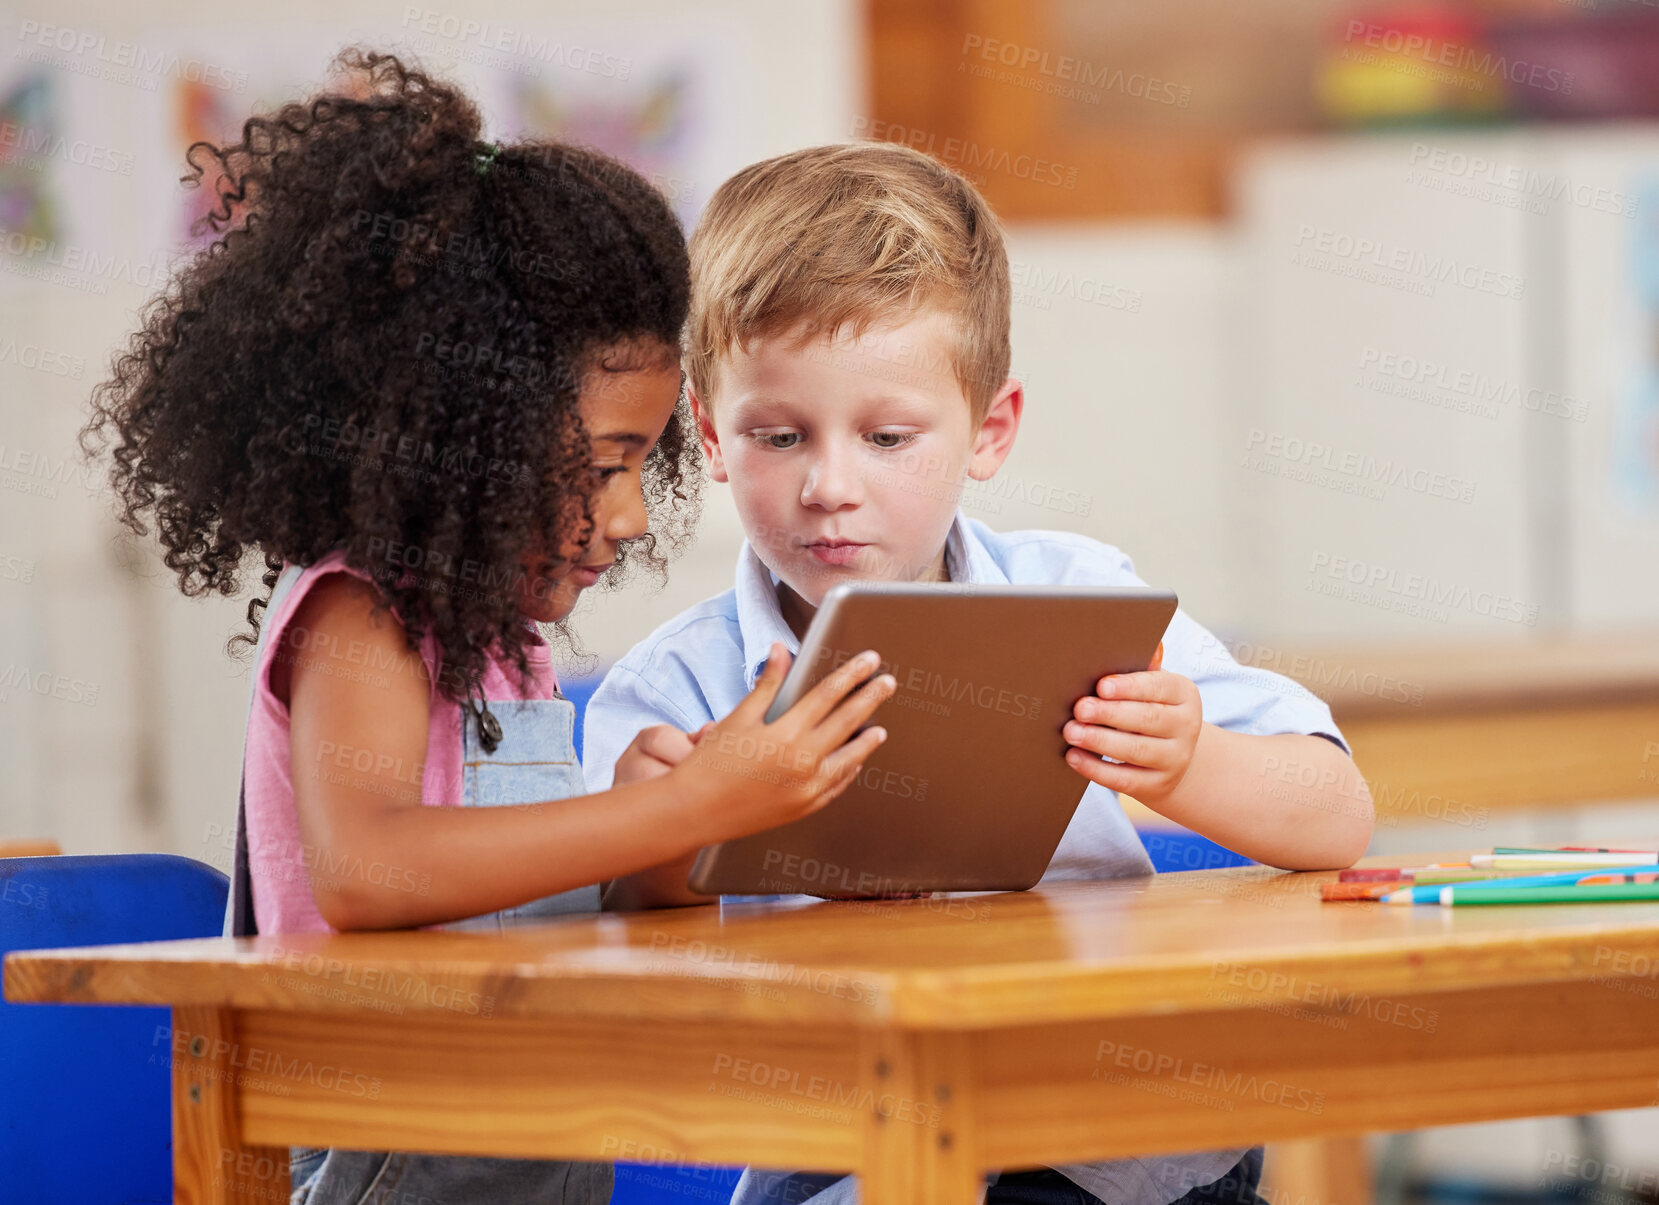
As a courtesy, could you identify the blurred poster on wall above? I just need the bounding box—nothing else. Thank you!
[154,33,339,248]
[0,68,65,257]
[455,22,750,226]
[1617,178,1659,511]
[1554,130,1659,629]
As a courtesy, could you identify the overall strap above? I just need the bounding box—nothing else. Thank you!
[222,564,305,938]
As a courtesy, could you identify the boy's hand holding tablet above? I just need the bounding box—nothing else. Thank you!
[1063,642,1207,807]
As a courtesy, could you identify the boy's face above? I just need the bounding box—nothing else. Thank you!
[694,310,1021,618]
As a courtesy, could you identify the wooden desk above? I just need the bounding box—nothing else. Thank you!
[11,861,1659,1204]
[1269,636,1659,818]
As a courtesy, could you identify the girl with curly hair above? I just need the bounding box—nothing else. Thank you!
[83,49,894,1204]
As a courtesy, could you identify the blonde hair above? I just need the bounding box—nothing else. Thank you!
[687,142,1011,424]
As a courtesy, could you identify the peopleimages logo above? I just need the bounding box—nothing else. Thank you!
[1307,551,1538,625]
[1243,429,1477,504]
[14,20,249,92]
[0,121,136,175]
[398,7,632,78]
[852,117,1079,190]
[959,34,1191,108]
[1356,346,1587,423]
[1093,1040,1326,1114]
[1292,225,1524,300]
[1341,20,1575,95]
[1405,144,1633,219]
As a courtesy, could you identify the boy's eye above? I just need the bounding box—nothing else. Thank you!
[754,432,801,450]
[867,431,916,449]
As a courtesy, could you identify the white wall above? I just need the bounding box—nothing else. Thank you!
[1236,128,1659,643]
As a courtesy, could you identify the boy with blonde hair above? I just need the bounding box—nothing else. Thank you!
[584,142,1370,1205]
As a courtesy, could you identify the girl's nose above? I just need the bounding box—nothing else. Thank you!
[607,477,650,542]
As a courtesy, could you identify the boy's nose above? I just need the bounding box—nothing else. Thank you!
[800,448,864,511]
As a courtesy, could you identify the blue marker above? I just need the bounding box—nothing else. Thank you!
[1383,864,1659,905]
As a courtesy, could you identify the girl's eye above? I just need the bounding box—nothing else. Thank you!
[596,465,629,480]
[755,432,801,450]
[867,431,916,449]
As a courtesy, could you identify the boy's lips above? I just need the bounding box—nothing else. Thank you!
[801,539,868,567]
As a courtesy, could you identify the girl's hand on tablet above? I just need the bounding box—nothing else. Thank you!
[1061,642,1203,805]
[674,642,895,841]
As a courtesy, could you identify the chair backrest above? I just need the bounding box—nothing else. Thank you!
[1,854,229,1204]
[1138,829,1255,873]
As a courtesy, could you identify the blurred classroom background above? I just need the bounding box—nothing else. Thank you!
[2,0,1658,1201]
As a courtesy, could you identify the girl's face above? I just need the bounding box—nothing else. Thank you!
[516,356,685,623]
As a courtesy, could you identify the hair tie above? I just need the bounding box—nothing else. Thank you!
[473,140,501,177]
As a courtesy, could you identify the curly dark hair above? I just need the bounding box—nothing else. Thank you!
[82,49,700,702]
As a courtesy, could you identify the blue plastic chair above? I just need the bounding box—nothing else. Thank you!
[1137,829,1254,873]
[563,672,602,766]
[564,674,746,1201]
[1,853,229,1204]
[611,1163,744,1204]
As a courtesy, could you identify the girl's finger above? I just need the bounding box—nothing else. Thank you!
[816,724,887,785]
[730,643,791,723]
[690,721,716,745]
[1149,641,1164,672]
[804,758,865,814]
[813,672,896,749]
[1062,722,1171,770]
[788,648,882,730]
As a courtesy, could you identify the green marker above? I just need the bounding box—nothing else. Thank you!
[1438,883,1659,906]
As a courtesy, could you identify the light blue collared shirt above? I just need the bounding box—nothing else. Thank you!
[582,513,1348,1205]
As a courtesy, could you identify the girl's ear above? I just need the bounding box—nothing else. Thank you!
[689,386,728,483]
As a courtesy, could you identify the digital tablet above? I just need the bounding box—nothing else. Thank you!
[686,583,1178,897]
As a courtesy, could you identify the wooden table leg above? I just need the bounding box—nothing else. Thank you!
[171,1007,289,1205]
[1264,1136,1374,1205]
[859,1031,985,1204]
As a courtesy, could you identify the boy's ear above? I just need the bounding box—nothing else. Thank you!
[689,386,728,484]
[966,377,1024,482]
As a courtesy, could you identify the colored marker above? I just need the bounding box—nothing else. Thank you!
[1338,864,1468,882]
[1437,883,1659,906]
[1384,864,1659,905]
[1577,871,1659,886]
[1470,852,1659,870]
[1495,846,1659,856]
[1410,868,1554,885]
[1322,881,1408,901]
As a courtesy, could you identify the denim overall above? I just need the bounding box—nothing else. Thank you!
[224,564,611,1205]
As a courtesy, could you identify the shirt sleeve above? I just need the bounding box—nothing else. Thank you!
[580,662,705,793]
[1030,532,1350,754]
[1165,611,1351,755]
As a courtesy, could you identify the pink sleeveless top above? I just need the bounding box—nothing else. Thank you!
[242,550,559,933]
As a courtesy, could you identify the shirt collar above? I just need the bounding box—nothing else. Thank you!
[733,511,1008,689]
